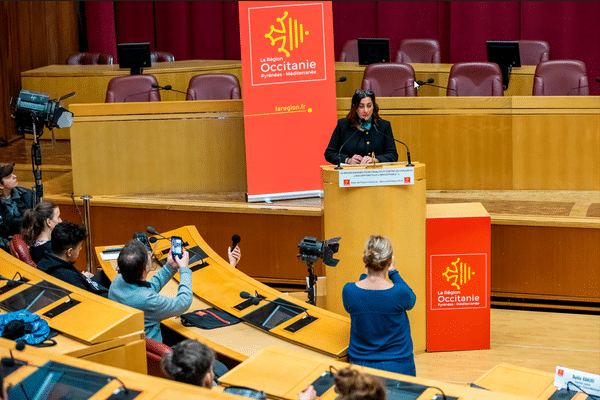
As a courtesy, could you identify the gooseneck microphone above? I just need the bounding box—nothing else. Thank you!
[371,125,414,167]
[123,88,159,102]
[335,128,363,169]
[239,291,313,319]
[231,234,241,251]
[150,83,187,96]
[389,81,419,96]
[417,78,458,95]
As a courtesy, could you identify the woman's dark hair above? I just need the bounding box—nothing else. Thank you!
[21,201,58,246]
[345,90,381,129]
[334,368,386,400]
[161,339,215,387]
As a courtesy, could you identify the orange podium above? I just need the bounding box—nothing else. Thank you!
[322,162,427,354]
[426,203,491,351]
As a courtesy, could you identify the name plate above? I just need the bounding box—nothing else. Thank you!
[339,167,414,188]
[554,366,600,396]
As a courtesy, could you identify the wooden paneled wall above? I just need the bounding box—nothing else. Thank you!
[0,1,80,144]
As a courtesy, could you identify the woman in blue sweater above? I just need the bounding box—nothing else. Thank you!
[342,235,417,376]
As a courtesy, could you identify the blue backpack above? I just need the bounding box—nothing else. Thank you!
[0,310,56,347]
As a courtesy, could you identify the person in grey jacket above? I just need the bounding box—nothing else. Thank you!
[108,239,193,342]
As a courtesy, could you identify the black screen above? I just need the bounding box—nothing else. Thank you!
[358,38,391,65]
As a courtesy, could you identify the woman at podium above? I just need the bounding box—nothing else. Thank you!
[324,90,398,165]
[342,235,416,376]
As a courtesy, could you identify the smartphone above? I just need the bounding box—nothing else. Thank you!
[171,236,183,259]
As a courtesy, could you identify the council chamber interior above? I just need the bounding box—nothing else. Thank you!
[0,2,598,400]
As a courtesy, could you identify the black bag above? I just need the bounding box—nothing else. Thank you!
[180,308,240,329]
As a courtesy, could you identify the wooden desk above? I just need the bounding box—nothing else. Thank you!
[474,363,589,400]
[338,96,600,190]
[69,100,246,195]
[334,62,537,97]
[0,337,241,400]
[220,347,537,400]
[96,225,350,362]
[0,251,146,373]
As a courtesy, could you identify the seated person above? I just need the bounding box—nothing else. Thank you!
[299,367,386,400]
[21,201,62,263]
[324,90,398,165]
[37,221,109,297]
[0,163,35,253]
[161,339,229,388]
[109,240,193,342]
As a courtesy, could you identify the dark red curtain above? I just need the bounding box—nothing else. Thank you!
[85,1,600,94]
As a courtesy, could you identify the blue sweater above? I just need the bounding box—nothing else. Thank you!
[108,264,193,342]
[342,270,416,361]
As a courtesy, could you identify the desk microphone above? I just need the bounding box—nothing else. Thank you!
[336,76,347,83]
[416,78,458,96]
[239,291,313,319]
[389,81,419,97]
[123,89,159,102]
[371,125,414,167]
[150,83,187,96]
[335,128,362,169]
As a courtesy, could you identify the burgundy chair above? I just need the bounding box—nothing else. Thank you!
[532,60,588,96]
[105,75,161,103]
[186,74,241,100]
[146,338,171,378]
[518,40,550,65]
[66,52,114,65]
[447,62,504,96]
[361,63,417,97]
[395,39,441,63]
[9,234,37,268]
[339,40,358,62]
[151,51,175,63]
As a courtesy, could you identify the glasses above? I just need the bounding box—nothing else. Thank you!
[355,89,374,96]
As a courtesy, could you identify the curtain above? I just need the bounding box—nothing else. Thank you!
[85,1,600,94]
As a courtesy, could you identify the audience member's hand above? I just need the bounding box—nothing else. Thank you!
[82,271,94,279]
[298,385,317,400]
[167,248,189,271]
[228,246,241,267]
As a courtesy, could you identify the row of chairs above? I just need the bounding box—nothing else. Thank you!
[9,233,172,378]
[66,51,175,65]
[363,60,589,97]
[340,39,550,66]
[105,73,241,102]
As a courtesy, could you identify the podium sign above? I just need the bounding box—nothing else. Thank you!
[239,2,337,202]
[426,203,491,351]
[338,167,415,187]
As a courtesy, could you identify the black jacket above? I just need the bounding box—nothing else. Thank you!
[324,118,399,165]
[37,253,109,298]
[0,187,35,252]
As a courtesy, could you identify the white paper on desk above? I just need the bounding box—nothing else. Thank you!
[100,252,120,261]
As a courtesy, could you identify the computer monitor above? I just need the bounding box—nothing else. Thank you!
[358,38,390,65]
[486,41,521,90]
[117,42,152,75]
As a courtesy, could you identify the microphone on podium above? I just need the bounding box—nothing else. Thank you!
[150,83,187,96]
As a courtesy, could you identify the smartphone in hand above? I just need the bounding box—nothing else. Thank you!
[171,236,183,259]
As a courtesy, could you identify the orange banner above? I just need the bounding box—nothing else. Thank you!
[239,1,336,202]
[426,214,491,351]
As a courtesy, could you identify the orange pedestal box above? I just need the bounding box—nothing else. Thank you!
[426,203,491,351]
